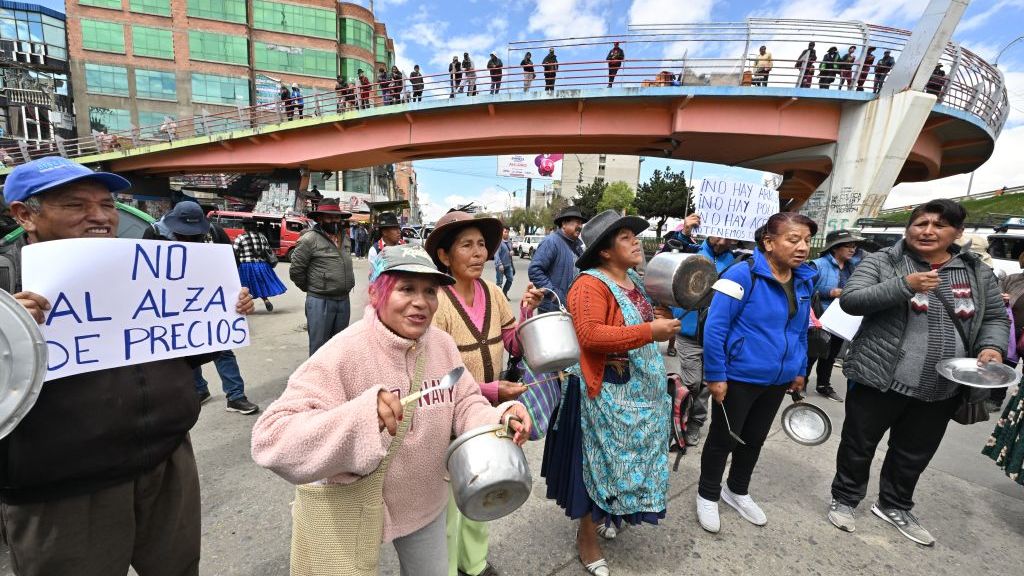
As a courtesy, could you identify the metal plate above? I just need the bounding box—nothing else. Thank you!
[935,358,1018,388]
[780,402,832,446]
[0,290,47,440]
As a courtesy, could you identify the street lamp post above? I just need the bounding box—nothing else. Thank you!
[965,35,1023,196]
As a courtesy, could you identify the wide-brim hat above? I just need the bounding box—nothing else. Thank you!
[163,201,209,236]
[819,229,866,255]
[370,244,455,286]
[554,205,588,226]
[575,209,649,270]
[377,211,401,228]
[424,210,503,269]
[309,202,352,218]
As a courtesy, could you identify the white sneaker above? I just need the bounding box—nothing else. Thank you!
[721,486,767,526]
[696,495,720,533]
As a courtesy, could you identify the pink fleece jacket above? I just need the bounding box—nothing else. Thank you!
[251,306,518,543]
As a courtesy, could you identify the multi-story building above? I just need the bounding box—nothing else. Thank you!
[0,1,76,151]
[66,0,395,138]
[555,154,642,199]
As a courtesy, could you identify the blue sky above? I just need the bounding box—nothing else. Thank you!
[40,0,1024,220]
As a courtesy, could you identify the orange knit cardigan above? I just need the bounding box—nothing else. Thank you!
[567,274,655,398]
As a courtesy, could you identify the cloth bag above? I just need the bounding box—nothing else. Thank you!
[932,289,990,426]
[516,359,562,441]
[289,354,425,576]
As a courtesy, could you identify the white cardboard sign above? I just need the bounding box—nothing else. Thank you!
[693,178,779,242]
[21,238,250,381]
[818,300,863,342]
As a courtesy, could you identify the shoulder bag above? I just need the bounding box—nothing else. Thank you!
[933,287,990,426]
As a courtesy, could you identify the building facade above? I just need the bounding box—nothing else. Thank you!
[0,1,75,152]
[66,0,395,138]
[555,154,642,199]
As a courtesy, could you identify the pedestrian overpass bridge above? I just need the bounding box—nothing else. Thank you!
[1,18,1009,210]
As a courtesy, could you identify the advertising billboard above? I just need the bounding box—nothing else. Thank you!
[497,154,564,180]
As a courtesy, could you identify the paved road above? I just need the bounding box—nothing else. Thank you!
[3,256,1022,575]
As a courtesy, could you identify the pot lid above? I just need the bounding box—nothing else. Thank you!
[445,423,506,465]
[780,401,832,446]
[0,290,47,440]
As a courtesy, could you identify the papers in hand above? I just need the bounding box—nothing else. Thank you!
[818,301,862,342]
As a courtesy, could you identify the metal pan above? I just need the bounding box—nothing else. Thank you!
[0,289,47,440]
[935,358,1018,389]
[780,398,832,446]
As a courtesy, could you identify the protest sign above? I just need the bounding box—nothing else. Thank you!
[21,238,250,381]
[693,178,779,242]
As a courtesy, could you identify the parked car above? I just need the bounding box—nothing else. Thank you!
[516,234,545,258]
[206,210,313,260]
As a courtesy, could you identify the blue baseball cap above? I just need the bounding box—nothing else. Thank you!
[3,156,131,204]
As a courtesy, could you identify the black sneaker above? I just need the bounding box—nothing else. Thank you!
[197,390,212,405]
[264,299,274,312]
[226,397,259,415]
[817,387,844,403]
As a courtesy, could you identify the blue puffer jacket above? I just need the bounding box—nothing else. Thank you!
[672,240,736,338]
[528,230,584,313]
[810,250,863,310]
[703,248,817,386]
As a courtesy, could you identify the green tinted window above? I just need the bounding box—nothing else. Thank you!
[191,73,249,106]
[136,69,177,100]
[129,0,171,16]
[90,107,131,132]
[85,63,129,96]
[81,19,125,53]
[253,1,335,39]
[132,25,173,59]
[341,19,373,52]
[187,0,246,23]
[189,31,248,65]
[138,111,174,136]
[375,36,386,63]
[254,42,335,78]
[81,0,122,8]
[339,58,372,84]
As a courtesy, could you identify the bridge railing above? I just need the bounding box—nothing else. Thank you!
[0,19,1008,169]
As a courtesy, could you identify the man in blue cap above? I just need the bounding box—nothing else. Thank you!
[0,157,254,575]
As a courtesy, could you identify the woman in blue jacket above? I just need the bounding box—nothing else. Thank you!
[696,212,818,534]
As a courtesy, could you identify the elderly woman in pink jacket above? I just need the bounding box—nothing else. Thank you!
[252,245,531,576]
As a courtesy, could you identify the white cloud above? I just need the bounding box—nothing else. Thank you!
[958,0,1024,33]
[398,11,510,71]
[526,0,609,39]
[628,0,713,24]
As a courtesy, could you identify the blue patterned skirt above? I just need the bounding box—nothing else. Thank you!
[238,262,287,299]
[541,374,667,528]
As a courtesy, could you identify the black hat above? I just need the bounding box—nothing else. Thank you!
[377,211,401,229]
[553,205,588,226]
[162,201,209,236]
[819,229,865,256]
[575,209,649,270]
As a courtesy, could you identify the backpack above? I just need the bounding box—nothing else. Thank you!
[694,256,756,346]
[667,372,692,470]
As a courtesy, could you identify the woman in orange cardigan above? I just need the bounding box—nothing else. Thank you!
[541,210,680,576]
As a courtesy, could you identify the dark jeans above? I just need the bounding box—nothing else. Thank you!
[306,294,351,356]
[831,383,957,511]
[496,266,514,296]
[698,381,788,500]
[544,72,556,91]
[608,62,621,86]
[1,438,200,576]
[490,73,501,94]
[806,334,845,390]
[194,349,245,401]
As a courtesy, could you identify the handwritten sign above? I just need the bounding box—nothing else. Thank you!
[21,239,250,381]
[693,178,779,242]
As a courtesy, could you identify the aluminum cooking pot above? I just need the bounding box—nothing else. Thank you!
[516,289,580,373]
[0,289,47,440]
[446,416,532,522]
[644,250,718,310]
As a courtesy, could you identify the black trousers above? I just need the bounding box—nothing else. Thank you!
[608,62,621,86]
[544,71,556,91]
[698,381,788,500]
[806,334,844,390]
[831,384,957,511]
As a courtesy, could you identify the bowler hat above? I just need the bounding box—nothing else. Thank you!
[377,211,401,228]
[575,209,649,270]
[424,210,503,269]
[553,205,588,226]
[309,201,352,218]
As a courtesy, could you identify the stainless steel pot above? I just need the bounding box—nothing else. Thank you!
[446,417,532,522]
[0,289,47,440]
[644,251,718,310]
[516,289,580,373]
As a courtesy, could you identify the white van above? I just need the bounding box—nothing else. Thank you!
[987,218,1024,277]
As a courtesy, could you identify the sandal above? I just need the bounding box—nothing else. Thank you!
[595,523,617,540]
[579,557,610,576]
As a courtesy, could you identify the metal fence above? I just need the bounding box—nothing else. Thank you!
[0,18,1009,169]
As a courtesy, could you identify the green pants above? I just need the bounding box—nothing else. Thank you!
[446,491,489,576]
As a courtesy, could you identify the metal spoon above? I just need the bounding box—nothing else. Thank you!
[401,366,464,406]
[716,401,746,445]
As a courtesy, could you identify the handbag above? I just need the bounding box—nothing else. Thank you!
[932,288,990,426]
[265,248,279,268]
[807,295,831,359]
[289,353,426,576]
[516,359,562,441]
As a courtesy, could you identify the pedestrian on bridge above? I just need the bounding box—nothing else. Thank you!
[291,84,305,119]
[450,56,463,98]
[796,41,817,88]
[874,50,895,93]
[926,63,945,97]
[521,51,535,91]
[358,69,372,108]
[751,45,772,86]
[827,200,1007,546]
[857,46,876,91]
[543,48,559,92]
[463,53,478,96]
[606,41,625,87]
[280,83,294,120]
[391,65,405,104]
[818,46,839,89]
[377,67,392,105]
[410,64,425,101]
[488,53,504,94]
[838,46,857,89]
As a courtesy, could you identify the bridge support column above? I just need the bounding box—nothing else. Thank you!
[811,90,936,233]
